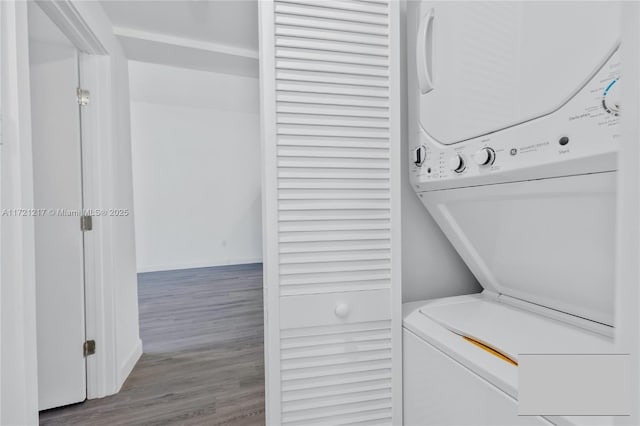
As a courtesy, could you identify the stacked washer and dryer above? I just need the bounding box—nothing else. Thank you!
[405,2,622,425]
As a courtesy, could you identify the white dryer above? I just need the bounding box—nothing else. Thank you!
[405,2,622,425]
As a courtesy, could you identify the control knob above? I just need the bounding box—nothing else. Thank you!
[473,147,495,166]
[414,145,426,167]
[603,78,620,116]
[447,154,466,173]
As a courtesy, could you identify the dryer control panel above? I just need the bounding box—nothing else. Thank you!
[410,50,621,192]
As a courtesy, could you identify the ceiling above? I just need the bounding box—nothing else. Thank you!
[100,0,259,76]
[28,2,72,47]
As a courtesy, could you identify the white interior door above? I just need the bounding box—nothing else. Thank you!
[259,1,402,424]
[28,3,87,411]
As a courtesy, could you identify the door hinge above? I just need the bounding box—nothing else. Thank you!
[80,215,93,231]
[83,340,96,357]
[77,88,90,106]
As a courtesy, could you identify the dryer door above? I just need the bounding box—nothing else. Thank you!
[416,1,621,146]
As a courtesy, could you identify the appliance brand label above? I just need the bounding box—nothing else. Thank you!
[569,113,589,121]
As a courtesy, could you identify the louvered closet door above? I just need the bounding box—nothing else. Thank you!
[259,1,402,425]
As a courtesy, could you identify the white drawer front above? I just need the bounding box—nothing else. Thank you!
[280,289,391,330]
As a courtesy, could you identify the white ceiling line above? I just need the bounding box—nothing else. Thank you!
[113,26,259,60]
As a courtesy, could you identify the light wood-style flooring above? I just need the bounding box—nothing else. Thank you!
[39,263,265,425]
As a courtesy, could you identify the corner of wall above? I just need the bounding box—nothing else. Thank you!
[117,338,142,390]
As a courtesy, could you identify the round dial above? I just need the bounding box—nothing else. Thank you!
[447,154,466,173]
[473,147,495,166]
[603,78,620,116]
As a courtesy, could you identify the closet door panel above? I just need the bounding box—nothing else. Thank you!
[260,0,401,424]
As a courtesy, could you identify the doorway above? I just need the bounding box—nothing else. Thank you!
[28,1,88,411]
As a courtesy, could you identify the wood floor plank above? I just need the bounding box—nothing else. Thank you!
[39,263,265,426]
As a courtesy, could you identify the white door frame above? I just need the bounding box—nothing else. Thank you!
[34,0,121,401]
[0,2,121,421]
[0,1,40,424]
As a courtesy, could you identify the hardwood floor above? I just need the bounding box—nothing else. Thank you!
[39,263,265,425]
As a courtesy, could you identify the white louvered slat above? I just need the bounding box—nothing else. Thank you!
[280,269,390,285]
[282,358,392,380]
[279,209,391,221]
[278,167,390,179]
[279,259,391,276]
[279,136,389,148]
[278,188,389,200]
[280,282,391,296]
[280,322,393,423]
[279,239,391,253]
[276,37,389,56]
[278,179,390,189]
[276,47,389,67]
[279,229,390,243]
[277,114,389,129]
[276,70,389,89]
[277,103,389,119]
[275,15,388,37]
[262,0,400,423]
[279,249,391,265]
[283,389,392,414]
[281,329,391,349]
[277,80,389,98]
[277,91,390,107]
[275,26,389,46]
[278,199,390,211]
[277,125,389,139]
[283,404,393,426]
[276,59,389,77]
[278,153,388,166]
[282,370,392,391]
[279,218,390,231]
[283,379,393,403]
[281,319,390,339]
[274,3,388,25]
[277,0,389,15]
[278,145,389,157]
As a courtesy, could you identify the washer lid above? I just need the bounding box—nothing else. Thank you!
[419,297,614,363]
[417,1,621,145]
[419,172,616,326]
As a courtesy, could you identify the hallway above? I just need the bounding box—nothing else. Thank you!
[40,263,265,425]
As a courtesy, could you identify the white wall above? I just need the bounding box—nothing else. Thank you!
[618,3,640,422]
[401,0,481,302]
[128,61,262,273]
[1,2,40,424]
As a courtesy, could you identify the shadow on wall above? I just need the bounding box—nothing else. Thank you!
[226,192,263,265]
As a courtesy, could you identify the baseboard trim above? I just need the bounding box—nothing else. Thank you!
[117,338,142,391]
[136,257,263,273]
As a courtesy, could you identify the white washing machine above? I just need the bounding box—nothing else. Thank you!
[405,2,622,425]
